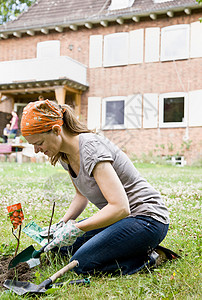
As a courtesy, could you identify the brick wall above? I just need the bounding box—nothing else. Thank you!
[103,127,201,165]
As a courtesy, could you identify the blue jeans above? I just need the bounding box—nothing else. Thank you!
[59,216,169,275]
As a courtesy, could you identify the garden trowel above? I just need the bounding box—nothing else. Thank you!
[8,240,53,269]
[4,260,82,295]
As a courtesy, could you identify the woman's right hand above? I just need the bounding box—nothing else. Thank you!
[40,220,65,237]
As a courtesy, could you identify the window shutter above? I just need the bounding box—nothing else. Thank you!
[89,35,103,68]
[37,41,60,58]
[143,94,158,128]
[145,28,160,63]
[190,22,202,58]
[188,90,202,127]
[125,94,142,128]
[129,29,144,64]
[161,25,190,61]
[103,33,128,67]
[87,97,101,130]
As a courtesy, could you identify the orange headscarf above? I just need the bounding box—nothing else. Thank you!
[21,100,64,136]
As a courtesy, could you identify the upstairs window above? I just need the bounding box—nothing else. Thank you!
[161,25,190,61]
[103,33,128,67]
[109,0,135,10]
[159,93,187,128]
[153,0,174,3]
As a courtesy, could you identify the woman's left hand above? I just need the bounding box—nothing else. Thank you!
[44,220,84,252]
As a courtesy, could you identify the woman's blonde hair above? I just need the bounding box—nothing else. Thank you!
[51,104,92,166]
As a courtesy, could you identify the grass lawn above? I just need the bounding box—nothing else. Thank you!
[0,162,201,299]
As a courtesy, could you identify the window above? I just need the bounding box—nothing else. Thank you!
[109,0,135,10]
[161,25,190,61]
[153,0,174,3]
[102,97,126,129]
[103,33,128,67]
[159,93,187,128]
[37,40,60,58]
[102,95,142,129]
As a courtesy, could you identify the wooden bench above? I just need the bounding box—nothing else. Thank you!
[0,144,12,161]
[0,144,24,162]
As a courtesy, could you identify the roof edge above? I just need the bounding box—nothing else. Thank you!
[0,3,200,35]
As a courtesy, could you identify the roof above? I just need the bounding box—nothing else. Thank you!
[0,0,200,36]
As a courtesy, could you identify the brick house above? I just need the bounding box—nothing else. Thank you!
[0,0,201,164]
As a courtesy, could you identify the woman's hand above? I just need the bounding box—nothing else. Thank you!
[40,220,65,238]
[44,220,85,252]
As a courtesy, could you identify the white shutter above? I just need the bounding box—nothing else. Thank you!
[103,33,128,67]
[190,22,202,58]
[109,0,135,10]
[161,25,190,61]
[145,28,160,63]
[188,90,202,127]
[87,97,101,130]
[37,41,60,58]
[125,94,142,128]
[89,35,103,68]
[143,94,158,128]
[129,29,144,64]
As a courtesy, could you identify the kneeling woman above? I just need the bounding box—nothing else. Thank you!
[21,99,169,275]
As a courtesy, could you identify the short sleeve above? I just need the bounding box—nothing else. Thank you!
[83,140,114,176]
[59,159,69,172]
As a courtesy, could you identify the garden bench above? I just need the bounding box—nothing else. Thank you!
[0,144,12,161]
[0,144,24,162]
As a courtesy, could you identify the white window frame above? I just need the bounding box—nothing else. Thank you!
[161,24,190,61]
[153,0,174,3]
[102,96,126,130]
[109,0,135,10]
[103,33,129,67]
[159,92,188,128]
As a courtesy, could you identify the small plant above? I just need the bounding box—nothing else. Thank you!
[181,139,192,150]
[168,142,174,152]
[8,133,16,139]
[0,137,4,143]
[19,135,27,143]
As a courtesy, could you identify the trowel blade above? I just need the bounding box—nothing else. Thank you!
[3,279,46,295]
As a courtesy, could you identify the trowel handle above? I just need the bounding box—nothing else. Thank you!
[50,260,79,283]
[32,239,55,258]
[37,260,79,291]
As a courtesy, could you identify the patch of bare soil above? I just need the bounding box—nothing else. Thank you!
[0,256,33,290]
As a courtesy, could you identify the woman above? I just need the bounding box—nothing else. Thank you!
[21,99,170,275]
[10,111,19,137]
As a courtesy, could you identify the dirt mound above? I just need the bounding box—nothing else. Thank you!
[0,256,33,289]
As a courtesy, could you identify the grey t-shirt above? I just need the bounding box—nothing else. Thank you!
[60,133,169,224]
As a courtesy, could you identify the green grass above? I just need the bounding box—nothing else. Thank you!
[0,162,201,299]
